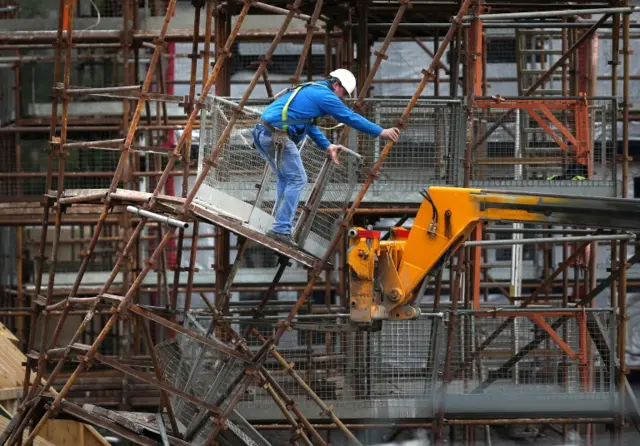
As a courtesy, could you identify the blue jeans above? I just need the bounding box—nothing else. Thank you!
[251,123,307,235]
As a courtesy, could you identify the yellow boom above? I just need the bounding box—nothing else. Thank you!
[347,187,640,325]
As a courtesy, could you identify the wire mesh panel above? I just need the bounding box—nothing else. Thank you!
[469,98,618,196]
[216,314,446,421]
[155,315,248,442]
[445,309,617,416]
[196,96,361,258]
[344,98,465,198]
[184,308,618,422]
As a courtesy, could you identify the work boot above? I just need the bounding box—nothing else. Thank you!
[266,230,297,248]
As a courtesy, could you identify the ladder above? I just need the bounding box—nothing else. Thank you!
[516,29,569,179]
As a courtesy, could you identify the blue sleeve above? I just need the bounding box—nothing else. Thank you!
[318,92,384,137]
[307,125,331,150]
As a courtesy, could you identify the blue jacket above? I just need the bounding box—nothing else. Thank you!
[260,80,383,150]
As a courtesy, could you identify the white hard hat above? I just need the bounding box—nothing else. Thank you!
[329,68,356,96]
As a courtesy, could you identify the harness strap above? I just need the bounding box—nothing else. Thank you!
[278,82,327,134]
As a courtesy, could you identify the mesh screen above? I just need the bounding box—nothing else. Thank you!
[197,96,465,256]
[343,98,464,194]
[449,311,615,397]
[188,309,615,420]
[469,98,616,187]
[196,315,444,411]
[198,97,270,203]
[155,315,249,442]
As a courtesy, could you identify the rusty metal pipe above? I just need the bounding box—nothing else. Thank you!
[63,138,124,149]
[24,227,179,443]
[292,0,324,84]
[241,0,315,21]
[261,379,314,446]
[126,206,189,229]
[337,1,409,147]
[151,1,253,200]
[255,422,433,430]
[270,347,363,445]
[37,0,184,365]
[465,233,636,247]
[139,316,180,436]
[215,321,326,445]
[24,6,78,444]
[446,418,615,425]
[9,8,185,439]
[464,6,638,20]
[65,85,141,95]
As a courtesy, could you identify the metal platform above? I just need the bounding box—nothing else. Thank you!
[54,188,319,268]
[187,202,318,268]
[197,96,363,260]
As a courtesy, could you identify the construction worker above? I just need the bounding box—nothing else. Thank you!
[252,68,400,247]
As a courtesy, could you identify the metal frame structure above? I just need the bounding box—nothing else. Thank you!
[0,0,638,445]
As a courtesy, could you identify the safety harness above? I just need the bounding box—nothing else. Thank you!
[259,81,329,169]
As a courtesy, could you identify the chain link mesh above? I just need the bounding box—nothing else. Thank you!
[449,310,615,398]
[155,315,248,441]
[192,315,445,413]
[469,98,616,188]
[188,309,615,421]
[344,98,464,195]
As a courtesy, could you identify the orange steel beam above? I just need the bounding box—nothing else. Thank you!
[539,105,580,148]
[527,109,570,151]
[527,313,578,360]
[474,97,591,172]
[468,2,485,97]
[574,98,593,175]
[578,310,589,367]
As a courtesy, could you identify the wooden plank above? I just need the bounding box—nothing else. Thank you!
[0,416,56,446]
[39,420,80,446]
[0,323,19,344]
[0,326,111,446]
[189,202,319,267]
[39,420,112,446]
[0,387,22,401]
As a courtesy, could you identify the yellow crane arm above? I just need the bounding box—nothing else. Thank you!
[347,187,640,325]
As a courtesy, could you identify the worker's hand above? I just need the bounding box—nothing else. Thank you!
[327,144,341,165]
[380,127,400,142]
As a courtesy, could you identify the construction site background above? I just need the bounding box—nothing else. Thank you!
[0,0,640,445]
